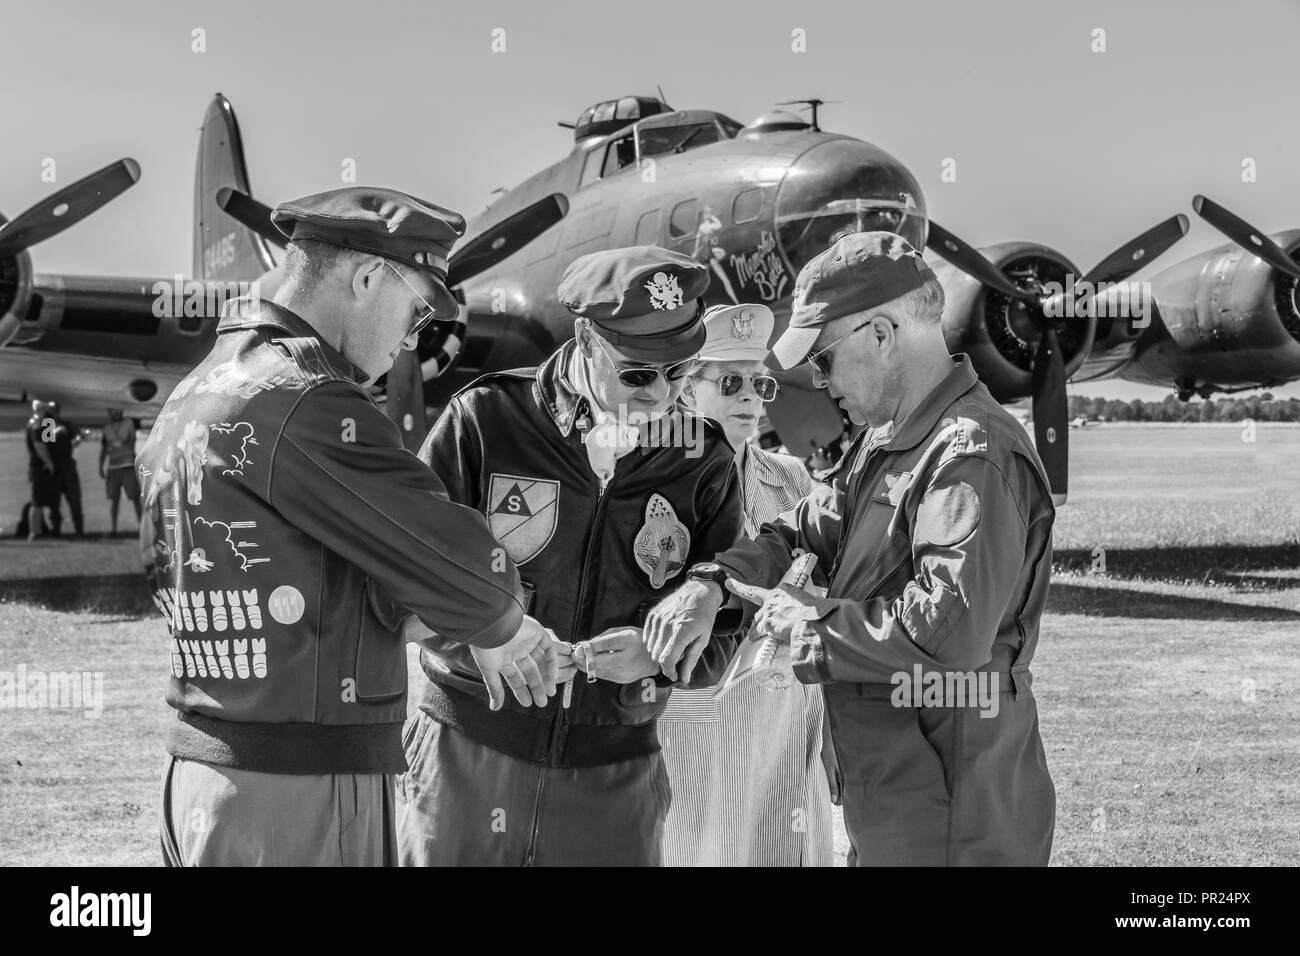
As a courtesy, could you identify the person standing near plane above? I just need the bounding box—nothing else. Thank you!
[42,401,85,538]
[658,303,835,866]
[100,407,142,536]
[645,232,1057,866]
[23,399,58,540]
[399,246,745,866]
[139,187,558,867]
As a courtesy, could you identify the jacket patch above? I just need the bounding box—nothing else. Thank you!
[487,473,560,565]
[633,493,690,589]
[872,470,912,506]
[916,480,981,547]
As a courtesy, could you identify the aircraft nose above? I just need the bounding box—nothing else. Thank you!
[775,138,929,278]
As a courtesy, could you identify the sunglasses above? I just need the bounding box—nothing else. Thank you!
[589,327,698,388]
[805,316,896,376]
[384,261,440,338]
[699,372,780,402]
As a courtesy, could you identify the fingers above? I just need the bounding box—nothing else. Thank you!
[513,654,549,708]
[532,636,558,698]
[679,632,711,686]
[725,579,772,605]
[481,666,506,712]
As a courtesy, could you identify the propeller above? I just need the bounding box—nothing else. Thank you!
[217,188,569,289]
[927,214,1189,504]
[216,187,284,247]
[1192,194,1300,280]
[0,158,141,256]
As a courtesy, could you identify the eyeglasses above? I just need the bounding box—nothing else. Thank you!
[384,261,440,338]
[805,316,895,376]
[699,372,780,402]
[589,326,698,388]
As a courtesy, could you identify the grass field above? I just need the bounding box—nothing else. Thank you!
[1,424,1296,866]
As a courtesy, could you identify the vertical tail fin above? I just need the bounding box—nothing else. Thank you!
[194,93,277,282]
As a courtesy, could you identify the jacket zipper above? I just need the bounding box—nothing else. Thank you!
[523,465,615,865]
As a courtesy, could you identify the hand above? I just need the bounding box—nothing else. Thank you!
[99,466,107,480]
[575,627,659,685]
[643,580,724,684]
[554,635,579,684]
[471,615,559,711]
[725,580,819,646]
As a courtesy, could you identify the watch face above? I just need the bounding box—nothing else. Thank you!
[690,562,723,578]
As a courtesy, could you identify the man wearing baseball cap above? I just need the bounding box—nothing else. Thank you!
[399,246,746,866]
[645,231,1057,865]
[140,187,557,866]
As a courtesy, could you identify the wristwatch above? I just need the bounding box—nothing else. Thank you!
[687,562,728,588]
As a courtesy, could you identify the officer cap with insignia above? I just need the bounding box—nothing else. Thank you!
[697,303,775,362]
[558,246,710,363]
[271,186,465,321]
[768,231,936,370]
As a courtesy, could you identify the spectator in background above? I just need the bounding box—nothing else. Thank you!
[44,402,85,538]
[23,399,58,540]
[100,407,141,536]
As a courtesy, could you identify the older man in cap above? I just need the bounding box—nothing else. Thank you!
[645,232,1057,866]
[139,187,558,866]
[399,246,745,866]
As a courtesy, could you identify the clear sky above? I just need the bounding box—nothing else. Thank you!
[4,0,1298,398]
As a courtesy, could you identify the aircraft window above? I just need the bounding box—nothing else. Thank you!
[718,117,743,139]
[579,146,605,188]
[732,188,764,224]
[615,96,640,120]
[635,209,661,245]
[592,101,616,124]
[601,133,637,178]
[668,199,698,239]
[577,107,594,129]
[638,121,724,160]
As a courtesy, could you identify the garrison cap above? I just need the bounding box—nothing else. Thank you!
[769,231,936,370]
[697,303,775,362]
[271,187,465,321]
[558,246,709,363]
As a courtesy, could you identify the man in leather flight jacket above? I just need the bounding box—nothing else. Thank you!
[398,247,745,866]
[139,188,557,866]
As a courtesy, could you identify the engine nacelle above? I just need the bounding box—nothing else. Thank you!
[929,241,1094,403]
[0,236,34,350]
[1128,229,1300,391]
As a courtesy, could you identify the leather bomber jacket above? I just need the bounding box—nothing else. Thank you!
[138,299,526,775]
[415,341,746,769]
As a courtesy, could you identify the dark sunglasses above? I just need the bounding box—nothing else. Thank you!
[805,316,896,376]
[591,330,698,388]
[700,372,780,402]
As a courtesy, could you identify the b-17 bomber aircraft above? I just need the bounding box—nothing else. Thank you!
[4,92,1299,503]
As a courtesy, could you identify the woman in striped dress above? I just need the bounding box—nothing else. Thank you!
[658,303,835,866]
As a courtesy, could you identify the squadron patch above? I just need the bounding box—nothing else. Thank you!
[487,474,560,565]
[633,493,690,589]
[872,470,912,506]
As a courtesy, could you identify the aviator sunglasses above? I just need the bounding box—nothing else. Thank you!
[384,261,441,338]
[589,326,698,388]
[699,371,780,402]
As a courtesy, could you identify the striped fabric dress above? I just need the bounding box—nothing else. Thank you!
[658,443,835,866]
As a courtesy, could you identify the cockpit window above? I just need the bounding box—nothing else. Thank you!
[637,121,724,160]
[774,141,926,274]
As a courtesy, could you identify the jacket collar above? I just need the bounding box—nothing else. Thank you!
[217,297,369,386]
[883,353,979,453]
[536,339,589,437]
[743,443,788,488]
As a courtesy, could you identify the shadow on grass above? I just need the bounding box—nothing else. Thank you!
[1053,544,1300,590]
[1047,581,1300,620]
[0,574,152,616]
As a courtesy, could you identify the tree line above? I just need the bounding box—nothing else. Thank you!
[1068,393,1300,422]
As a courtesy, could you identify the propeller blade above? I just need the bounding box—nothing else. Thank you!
[1081,214,1189,286]
[446,193,568,288]
[0,158,141,255]
[926,220,1037,301]
[1030,325,1069,505]
[380,348,428,452]
[1192,194,1300,280]
[216,188,286,248]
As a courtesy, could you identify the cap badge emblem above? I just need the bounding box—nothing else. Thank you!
[644,272,684,311]
[731,309,755,340]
